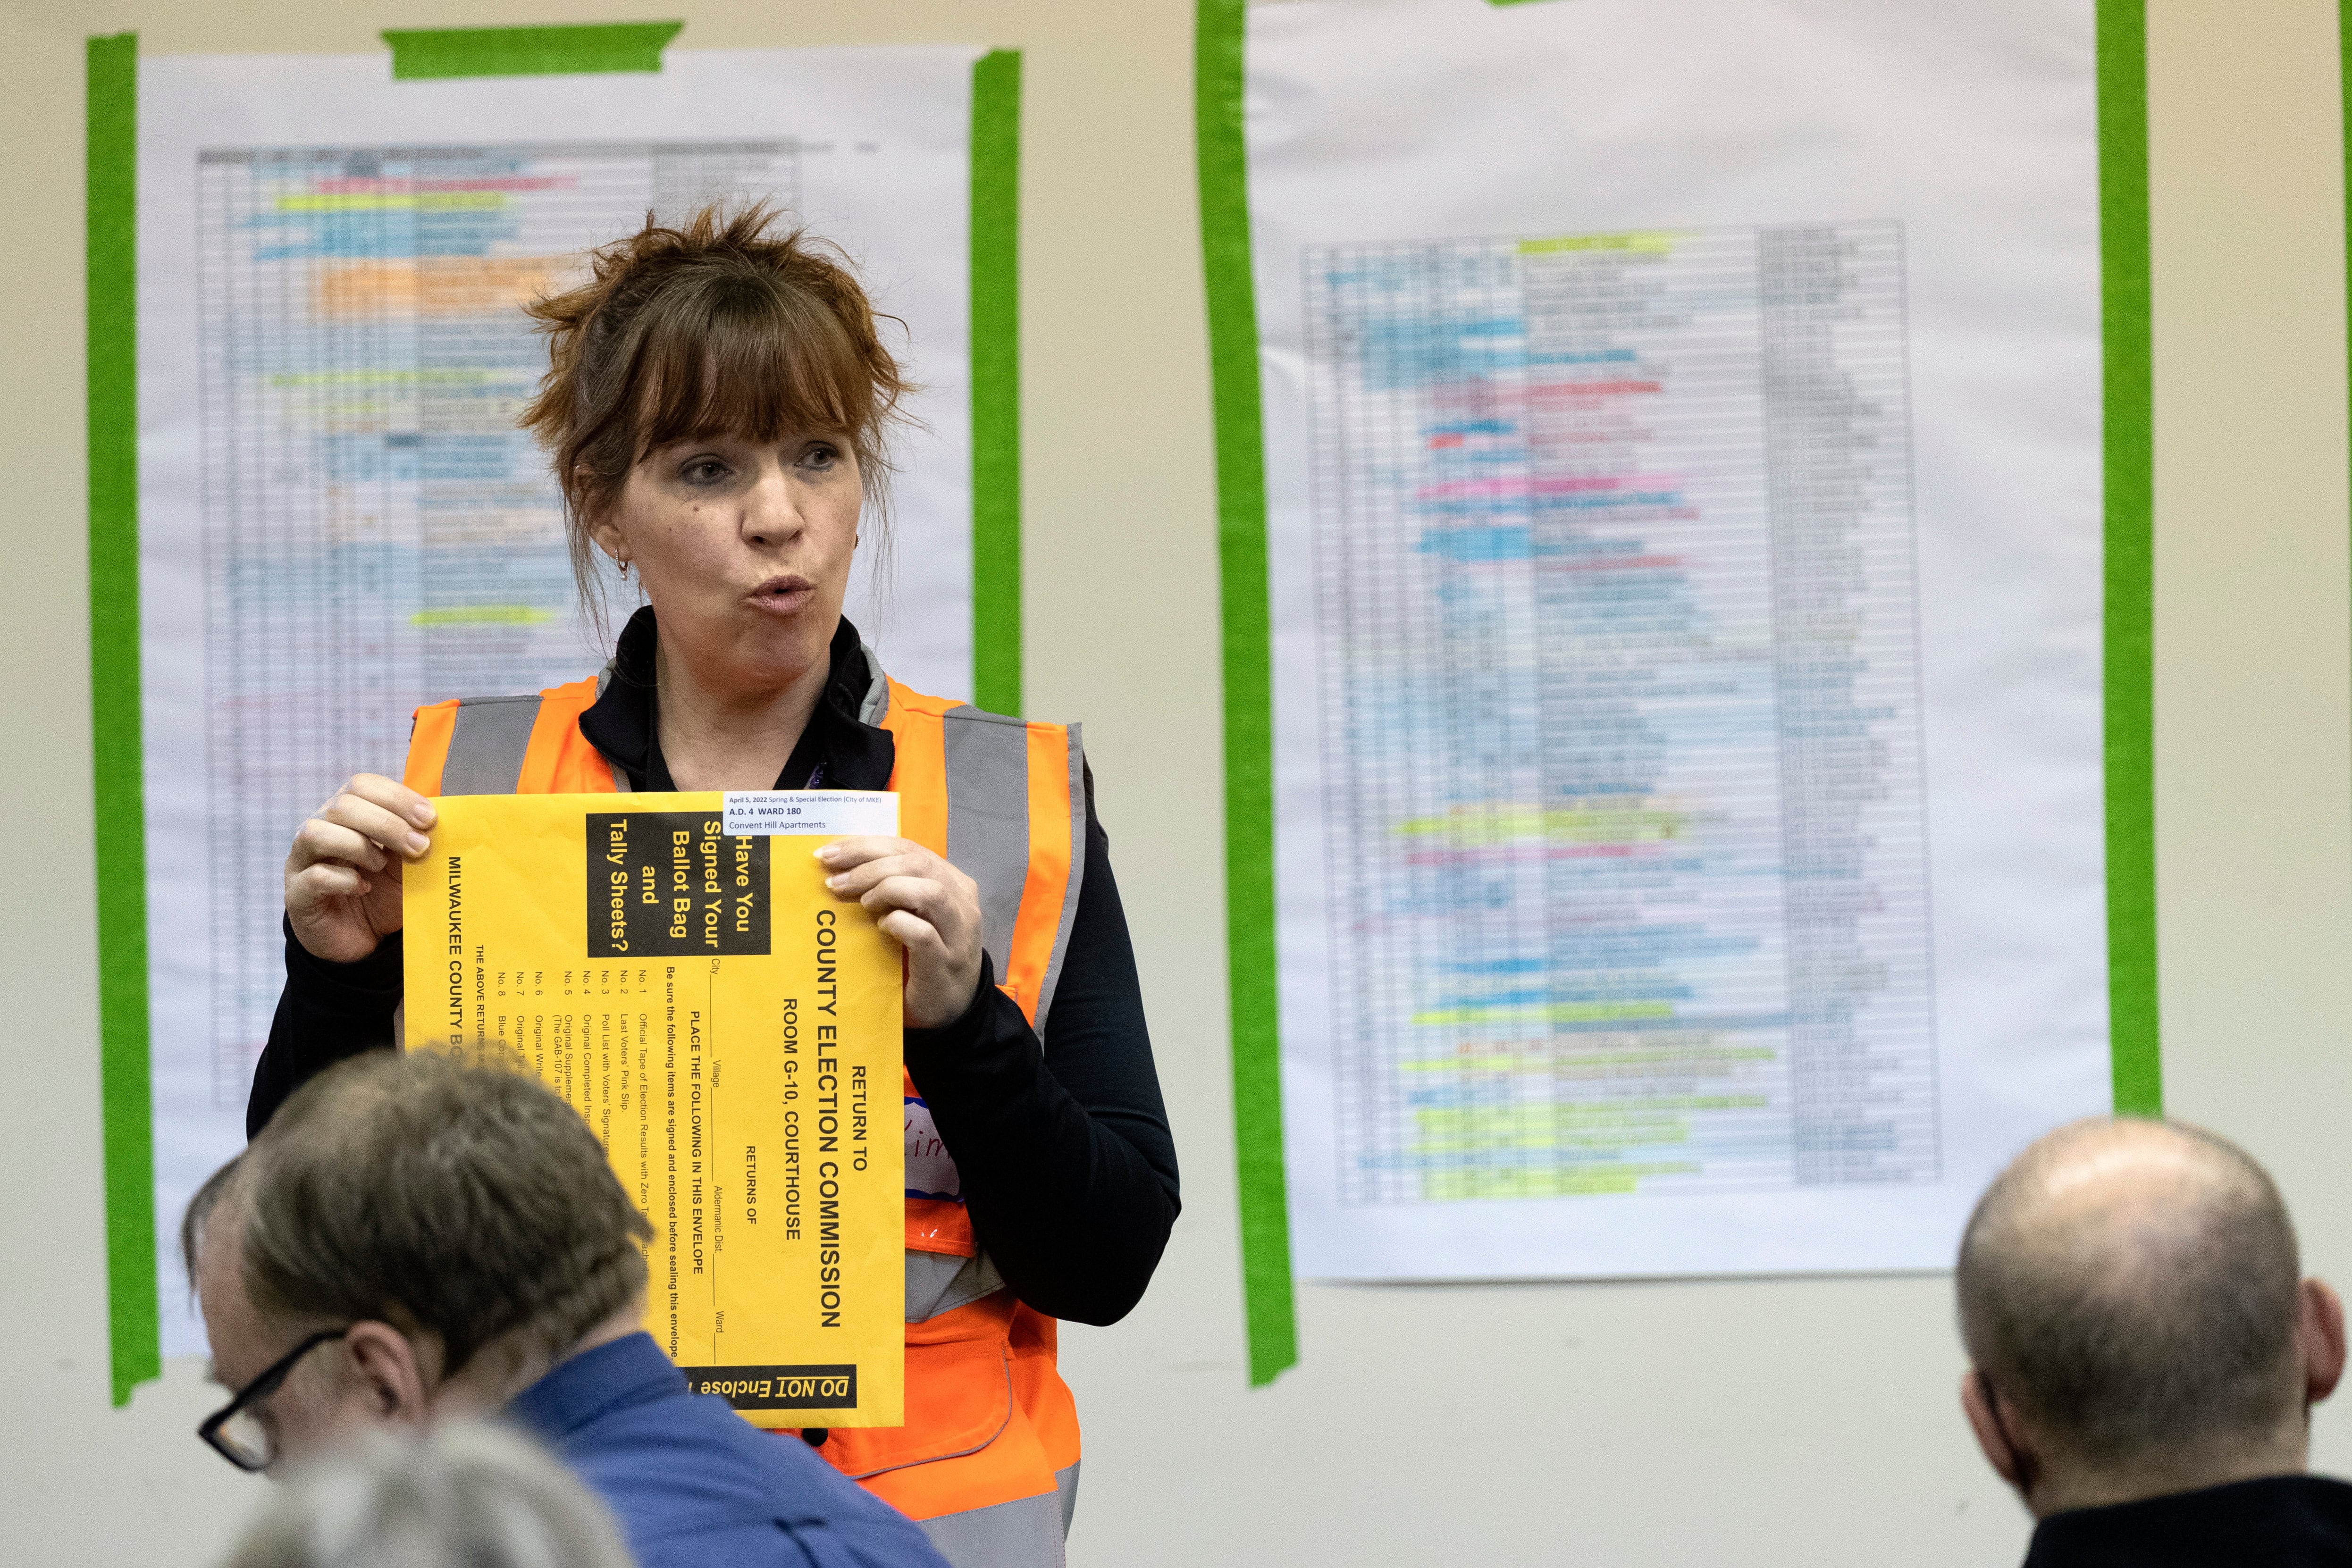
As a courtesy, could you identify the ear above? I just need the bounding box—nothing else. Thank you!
[2300,1279,2345,1405]
[340,1321,436,1429]
[585,508,629,567]
[1962,1369,2029,1493]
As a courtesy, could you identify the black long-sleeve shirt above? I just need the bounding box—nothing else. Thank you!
[2021,1475,2352,1567]
[251,610,1179,1326]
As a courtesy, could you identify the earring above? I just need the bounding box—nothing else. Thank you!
[617,559,631,579]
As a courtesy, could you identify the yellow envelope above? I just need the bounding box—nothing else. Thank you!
[403,790,905,1426]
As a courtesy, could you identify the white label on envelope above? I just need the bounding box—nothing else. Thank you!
[722,790,899,838]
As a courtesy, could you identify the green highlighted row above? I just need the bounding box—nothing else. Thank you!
[1420,1162,1701,1201]
[267,369,504,387]
[1411,1098,1768,1155]
[1418,1124,1692,1154]
[1418,1095,1766,1125]
[1402,1045,1776,1072]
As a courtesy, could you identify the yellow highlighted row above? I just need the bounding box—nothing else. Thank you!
[1517,230,1680,256]
[410,606,555,627]
[278,192,509,212]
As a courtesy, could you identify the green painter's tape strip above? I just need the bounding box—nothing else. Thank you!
[383,22,680,80]
[1196,0,1297,1387]
[2098,0,2161,1115]
[970,50,1023,715]
[2343,1,2352,1055]
[88,31,159,1408]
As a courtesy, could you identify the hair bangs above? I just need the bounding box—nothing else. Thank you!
[630,275,874,460]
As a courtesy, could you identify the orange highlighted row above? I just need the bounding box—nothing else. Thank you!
[313,257,559,319]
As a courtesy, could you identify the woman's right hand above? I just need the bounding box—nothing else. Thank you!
[284,774,437,963]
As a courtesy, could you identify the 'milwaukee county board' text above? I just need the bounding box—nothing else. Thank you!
[403,793,904,1426]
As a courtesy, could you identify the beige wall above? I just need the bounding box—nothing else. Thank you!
[2,1,2346,1562]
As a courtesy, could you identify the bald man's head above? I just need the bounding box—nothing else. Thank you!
[1957,1118,2302,1467]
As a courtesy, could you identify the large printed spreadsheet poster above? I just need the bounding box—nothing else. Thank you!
[131,44,993,1357]
[1226,0,2140,1284]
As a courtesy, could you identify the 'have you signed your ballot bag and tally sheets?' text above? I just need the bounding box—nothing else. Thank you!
[401,789,906,1425]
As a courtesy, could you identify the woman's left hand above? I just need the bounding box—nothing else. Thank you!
[816,837,985,1029]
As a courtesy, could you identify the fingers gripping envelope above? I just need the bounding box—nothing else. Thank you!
[403,790,905,1426]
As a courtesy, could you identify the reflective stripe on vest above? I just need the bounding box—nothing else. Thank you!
[874,676,1084,1034]
[405,679,615,797]
[916,1466,1078,1568]
[404,655,1085,1543]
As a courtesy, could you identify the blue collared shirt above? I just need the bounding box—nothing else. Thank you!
[508,1333,950,1568]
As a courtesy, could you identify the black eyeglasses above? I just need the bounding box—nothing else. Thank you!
[197,1327,350,1472]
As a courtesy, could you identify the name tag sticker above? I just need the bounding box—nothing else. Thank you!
[722,790,899,838]
[905,1097,962,1201]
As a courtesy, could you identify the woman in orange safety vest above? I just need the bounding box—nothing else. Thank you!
[249,205,1179,1568]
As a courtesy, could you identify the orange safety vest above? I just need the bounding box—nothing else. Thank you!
[404,653,1087,1568]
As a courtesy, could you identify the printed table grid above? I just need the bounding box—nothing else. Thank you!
[1302,223,1939,1206]
[193,141,799,1104]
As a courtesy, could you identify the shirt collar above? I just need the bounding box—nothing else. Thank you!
[505,1332,685,1442]
[576,606,895,791]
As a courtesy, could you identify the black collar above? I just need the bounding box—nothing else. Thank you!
[2024,1474,2352,1568]
[576,606,896,792]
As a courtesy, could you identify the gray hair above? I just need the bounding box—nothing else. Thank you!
[221,1420,635,1568]
[1956,1117,2302,1464]
[187,1050,652,1379]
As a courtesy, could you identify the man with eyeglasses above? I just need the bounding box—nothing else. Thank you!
[184,1048,951,1568]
